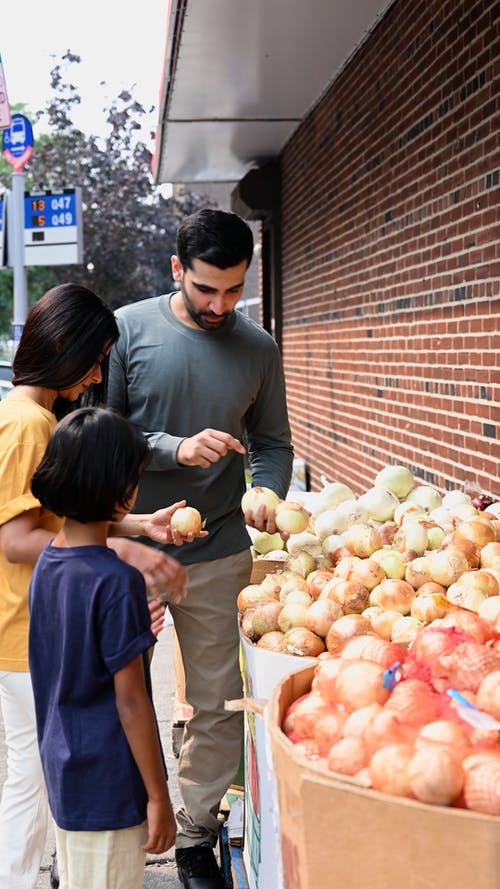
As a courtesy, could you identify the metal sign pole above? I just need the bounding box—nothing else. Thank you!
[11,172,28,352]
[2,113,34,354]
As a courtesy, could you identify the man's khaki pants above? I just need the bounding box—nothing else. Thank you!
[169,549,252,848]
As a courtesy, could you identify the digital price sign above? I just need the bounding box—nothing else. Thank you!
[23,188,83,265]
[25,191,77,230]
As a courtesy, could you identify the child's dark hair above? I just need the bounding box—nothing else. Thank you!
[31,408,149,523]
[176,208,254,271]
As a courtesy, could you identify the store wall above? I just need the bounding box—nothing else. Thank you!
[280,0,499,498]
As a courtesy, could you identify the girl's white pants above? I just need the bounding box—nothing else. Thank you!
[0,670,48,889]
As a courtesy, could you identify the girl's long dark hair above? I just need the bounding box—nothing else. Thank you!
[13,284,119,416]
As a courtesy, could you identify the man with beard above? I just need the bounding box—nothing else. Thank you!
[107,209,293,889]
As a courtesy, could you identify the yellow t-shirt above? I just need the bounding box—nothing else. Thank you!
[0,392,62,671]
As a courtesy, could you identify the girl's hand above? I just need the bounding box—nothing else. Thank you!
[143,501,207,546]
[141,796,177,854]
[112,539,188,604]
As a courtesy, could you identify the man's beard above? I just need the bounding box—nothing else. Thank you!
[182,287,233,331]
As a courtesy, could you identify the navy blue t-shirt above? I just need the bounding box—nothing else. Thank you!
[28,543,161,831]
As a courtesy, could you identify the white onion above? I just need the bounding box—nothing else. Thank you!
[393,522,428,557]
[370,548,407,580]
[282,589,313,608]
[411,593,450,623]
[286,550,317,578]
[374,465,415,499]
[428,506,454,533]
[317,481,355,510]
[485,502,500,520]
[256,630,286,652]
[325,614,372,653]
[406,486,443,512]
[480,542,500,570]
[251,601,283,637]
[260,573,288,598]
[252,531,285,555]
[292,692,333,739]
[390,615,423,645]
[334,660,390,712]
[450,503,480,522]
[369,743,414,797]
[357,487,400,522]
[394,501,425,525]
[372,578,415,614]
[305,599,341,637]
[327,736,367,776]
[342,703,383,739]
[476,670,500,720]
[339,635,379,660]
[442,490,472,509]
[170,506,203,536]
[446,582,488,612]
[455,518,497,548]
[428,547,469,586]
[427,525,446,550]
[343,523,383,558]
[325,579,370,614]
[241,486,280,513]
[463,758,500,815]
[284,627,325,658]
[415,720,471,755]
[275,501,310,534]
[370,609,402,640]
[315,657,346,705]
[313,500,367,539]
[285,531,322,559]
[408,746,464,805]
[279,573,310,595]
[237,584,274,611]
[307,567,336,600]
[334,555,385,591]
[478,595,500,625]
[405,556,432,589]
[312,709,346,754]
[459,569,499,598]
[277,602,310,632]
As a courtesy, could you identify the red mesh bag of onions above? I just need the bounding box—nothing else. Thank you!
[403,625,474,684]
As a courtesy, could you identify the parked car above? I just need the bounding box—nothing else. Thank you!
[0,379,12,400]
[0,360,13,381]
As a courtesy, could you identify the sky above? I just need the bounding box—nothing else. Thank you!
[1,0,169,146]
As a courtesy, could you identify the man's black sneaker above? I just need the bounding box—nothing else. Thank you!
[175,843,226,889]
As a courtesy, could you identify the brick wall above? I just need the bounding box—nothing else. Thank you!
[280,0,499,499]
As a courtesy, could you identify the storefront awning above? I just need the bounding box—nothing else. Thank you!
[153,0,394,184]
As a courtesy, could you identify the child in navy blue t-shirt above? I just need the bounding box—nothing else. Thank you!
[28,407,177,889]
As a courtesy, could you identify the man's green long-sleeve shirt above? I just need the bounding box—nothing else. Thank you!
[108,293,293,565]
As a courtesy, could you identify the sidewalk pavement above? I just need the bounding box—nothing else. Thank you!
[0,619,184,888]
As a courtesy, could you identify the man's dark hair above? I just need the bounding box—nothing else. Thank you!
[176,209,254,271]
[13,284,119,414]
[31,407,149,523]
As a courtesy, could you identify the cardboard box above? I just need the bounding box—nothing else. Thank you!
[250,557,287,584]
[268,665,500,889]
[239,634,318,889]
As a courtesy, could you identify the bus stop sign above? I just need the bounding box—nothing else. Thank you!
[2,114,34,171]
